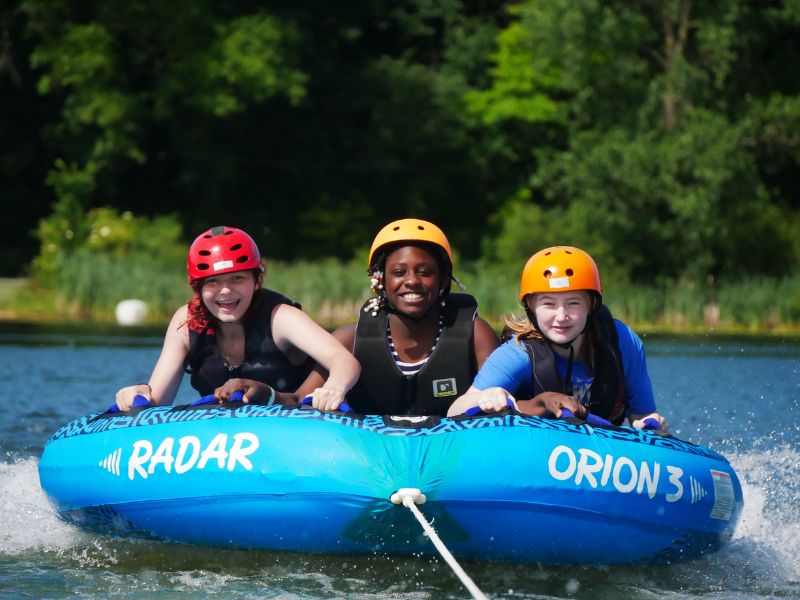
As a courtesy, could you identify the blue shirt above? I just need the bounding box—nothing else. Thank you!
[472,320,656,416]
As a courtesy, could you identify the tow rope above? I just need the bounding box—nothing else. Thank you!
[390,488,489,600]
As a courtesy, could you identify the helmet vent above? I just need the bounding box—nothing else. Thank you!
[543,269,552,278]
[417,225,425,230]
[188,226,262,279]
[566,268,574,276]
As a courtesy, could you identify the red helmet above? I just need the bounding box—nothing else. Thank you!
[187,226,263,280]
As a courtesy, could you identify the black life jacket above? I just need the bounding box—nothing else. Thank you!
[347,293,478,416]
[185,288,312,396]
[522,304,627,424]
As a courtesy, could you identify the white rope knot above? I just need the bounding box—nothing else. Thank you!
[390,487,427,505]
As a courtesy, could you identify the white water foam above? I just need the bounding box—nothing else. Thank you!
[2,445,798,598]
[660,445,800,597]
[0,458,84,555]
[727,446,799,581]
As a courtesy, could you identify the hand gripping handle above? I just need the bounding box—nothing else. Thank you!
[300,395,353,413]
[561,408,661,430]
[105,394,152,414]
[463,396,515,417]
[188,389,245,407]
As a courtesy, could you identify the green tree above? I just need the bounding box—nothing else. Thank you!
[8,0,512,269]
[474,0,800,281]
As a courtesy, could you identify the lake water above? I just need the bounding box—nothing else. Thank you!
[1,327,798,599]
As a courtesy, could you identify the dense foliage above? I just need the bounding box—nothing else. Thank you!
[1,0,798,290]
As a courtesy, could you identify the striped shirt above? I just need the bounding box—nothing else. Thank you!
[387,315,444,376]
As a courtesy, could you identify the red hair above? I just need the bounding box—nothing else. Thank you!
[186,278,213,333]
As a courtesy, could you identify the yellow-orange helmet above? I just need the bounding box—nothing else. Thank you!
[368,218,453,269]
[519,246,602,301]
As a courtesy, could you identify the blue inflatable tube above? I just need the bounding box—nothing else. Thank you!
[38,402,743,564]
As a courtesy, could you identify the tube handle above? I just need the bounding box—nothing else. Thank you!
[105,394,151,414]
[463,396,515,417]
[300,395,353,413]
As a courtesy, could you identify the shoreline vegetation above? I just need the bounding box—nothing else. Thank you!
[2,260,799,337]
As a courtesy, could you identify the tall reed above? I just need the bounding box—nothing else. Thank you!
[9,251,800,333]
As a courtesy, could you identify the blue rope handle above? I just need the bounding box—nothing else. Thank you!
[104,394,152,414]
[560,407,613,426]
[463,396,515,417]
[642,417,661,430]
[300,395,353,413]
[188,389,245,406]
[105,390,248,414]
[561,408,661,430]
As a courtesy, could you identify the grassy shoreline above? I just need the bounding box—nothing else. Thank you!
[3,272,799,338]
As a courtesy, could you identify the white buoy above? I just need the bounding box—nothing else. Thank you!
[115,299,147,326]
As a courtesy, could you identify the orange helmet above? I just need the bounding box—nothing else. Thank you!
[519,246,602,301]
[368,218,453,269]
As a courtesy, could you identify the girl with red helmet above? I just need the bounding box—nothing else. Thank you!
[295,218,500,416]
[447,246,669,432]
[115,226,360,411]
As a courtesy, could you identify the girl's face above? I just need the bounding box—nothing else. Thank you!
[201,271,260,323]
[383,245,442,318]
[527,291,592,345]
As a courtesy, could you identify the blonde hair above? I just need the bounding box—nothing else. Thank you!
[501,313,540,343]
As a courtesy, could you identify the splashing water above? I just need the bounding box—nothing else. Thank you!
[1,337,798,599]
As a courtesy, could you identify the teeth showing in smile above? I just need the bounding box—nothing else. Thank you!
[401,293,424,301]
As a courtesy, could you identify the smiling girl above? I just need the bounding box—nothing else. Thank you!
[114,226,359,411]
[296,218,499,416]
[447,246,668,432]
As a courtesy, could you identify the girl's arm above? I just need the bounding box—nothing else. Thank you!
[293,323,356,401]
[115,306,190,409]
[447,341,526,416]
[272,304,360,411]
[615,321,669,432]
[472,316,500,370]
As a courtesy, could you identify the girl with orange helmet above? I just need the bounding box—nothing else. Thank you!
[448,246,668,432]
[115,226,360,411]
[296,218,500,416]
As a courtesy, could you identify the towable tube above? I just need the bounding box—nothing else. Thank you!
[38,401,743,565]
